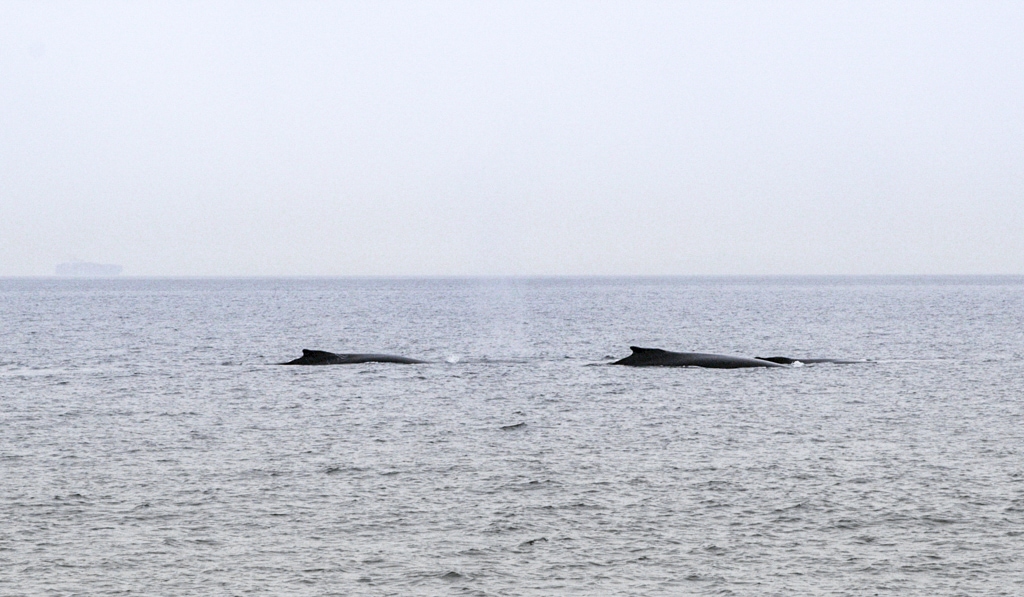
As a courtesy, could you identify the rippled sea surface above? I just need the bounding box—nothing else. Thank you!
[2,277,1023,596]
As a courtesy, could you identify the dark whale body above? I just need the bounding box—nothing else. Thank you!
[755,356,867,365]
[281,349,426,365]
[612,346,785,369]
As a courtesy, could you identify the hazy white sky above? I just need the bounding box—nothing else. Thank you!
[2,1,1022,276]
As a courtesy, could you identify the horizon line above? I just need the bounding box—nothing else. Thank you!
[3,273,1024,281]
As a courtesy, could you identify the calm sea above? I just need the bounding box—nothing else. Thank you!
[2,277,1023,596]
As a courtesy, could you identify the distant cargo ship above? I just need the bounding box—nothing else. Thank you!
[55,261,123,277]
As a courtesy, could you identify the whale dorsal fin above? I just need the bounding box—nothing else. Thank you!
[302,349,335,357]
[629,346,664,354]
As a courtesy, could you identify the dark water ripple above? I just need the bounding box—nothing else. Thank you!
[2,277,1023,595]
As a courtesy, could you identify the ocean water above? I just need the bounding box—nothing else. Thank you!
[1,276,1023,596]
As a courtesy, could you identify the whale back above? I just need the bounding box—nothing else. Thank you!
[757,356,798,365]
[614,346,785,368]
[756,356,868,365]
[281,349,425,365]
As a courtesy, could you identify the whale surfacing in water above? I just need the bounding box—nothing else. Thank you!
[755,356,868,365]
[281,349,426,365]
[612,346,785,369]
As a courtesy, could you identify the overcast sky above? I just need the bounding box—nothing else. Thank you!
[2,1,1022,276]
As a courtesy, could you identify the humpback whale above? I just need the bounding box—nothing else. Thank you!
[612,347,785,369]
[281,349,426,365]
[754,356,868,365]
